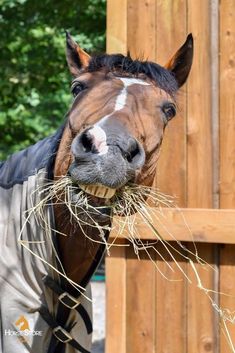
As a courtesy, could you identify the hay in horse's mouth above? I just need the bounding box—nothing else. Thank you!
[79,184,116,199]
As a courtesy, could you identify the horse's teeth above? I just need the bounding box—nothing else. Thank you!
[79,184,116,199]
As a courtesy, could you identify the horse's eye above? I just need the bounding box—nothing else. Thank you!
[71,82,86,97]
[162,103,176,122]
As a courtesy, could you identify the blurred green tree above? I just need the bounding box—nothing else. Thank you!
[0,0,106,160]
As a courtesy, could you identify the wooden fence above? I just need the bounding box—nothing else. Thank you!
[105,1,235,352]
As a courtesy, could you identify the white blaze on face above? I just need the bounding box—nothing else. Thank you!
[114,78,150,111]
[88,125,108,155]
[94,77,151,155]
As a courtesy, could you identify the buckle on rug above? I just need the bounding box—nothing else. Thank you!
[58,292,80,309]
[53,326,73,343]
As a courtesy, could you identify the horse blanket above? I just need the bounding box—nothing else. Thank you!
[0,127,93,353]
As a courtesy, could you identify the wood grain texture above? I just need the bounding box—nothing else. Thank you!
[219,245,235,353]
[106,0,127,54]
[155,243,187,353]
[105,1,235,353]
[105,246,126,353]
[127,0,156,61]
[186,2,215,350]
[187,0,213,208]
[155,0,187,207]
[187,244,218,353]
[126,247,155,353]
[220,2,235,351]
[219,0,235,207]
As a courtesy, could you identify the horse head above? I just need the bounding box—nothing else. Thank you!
[53,33,193,284]
[55,33,193,205]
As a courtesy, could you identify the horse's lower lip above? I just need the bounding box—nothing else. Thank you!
[79,184,116,199]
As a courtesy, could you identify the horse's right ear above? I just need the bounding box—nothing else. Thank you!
[66,32,90,76]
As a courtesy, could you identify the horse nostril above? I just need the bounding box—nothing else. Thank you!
[81,132,94,153]
[125,138,144,166]
[126,142,140,163]
[72,126,109,157]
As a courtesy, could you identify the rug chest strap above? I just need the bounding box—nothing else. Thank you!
[39,306,90,353]
[43,276,92,335]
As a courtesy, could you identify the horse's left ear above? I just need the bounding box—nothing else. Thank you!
[66,31,90,76]
[165,34,193,88]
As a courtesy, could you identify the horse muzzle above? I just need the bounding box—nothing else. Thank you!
[68,125,146,199]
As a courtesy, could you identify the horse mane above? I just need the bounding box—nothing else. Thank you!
[87,53,178,96]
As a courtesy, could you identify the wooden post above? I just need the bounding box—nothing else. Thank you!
[220,0,235,351]
[105,247,126,353]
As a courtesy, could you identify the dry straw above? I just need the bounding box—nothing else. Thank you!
[19,175,235,351]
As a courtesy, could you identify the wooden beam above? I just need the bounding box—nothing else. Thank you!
[219,1,235,350]
[106,0,127,54]
[126,248,155,353]
[187,0,213,208]
[105,247,126,353]
[110,208,235,244]
[155,0,187,208]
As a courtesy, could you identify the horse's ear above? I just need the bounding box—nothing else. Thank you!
[165,34,193,88]
[66,31,90,76]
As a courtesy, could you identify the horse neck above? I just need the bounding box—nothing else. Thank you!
[53,126,110,286]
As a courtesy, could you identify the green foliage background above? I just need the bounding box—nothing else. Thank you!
[0,0,106,160]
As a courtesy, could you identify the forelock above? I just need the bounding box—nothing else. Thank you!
[86,53,178,96]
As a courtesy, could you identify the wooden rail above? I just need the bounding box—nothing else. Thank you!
[110,208,235,244]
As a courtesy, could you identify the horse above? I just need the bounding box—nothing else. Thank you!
[0,32,193,353]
